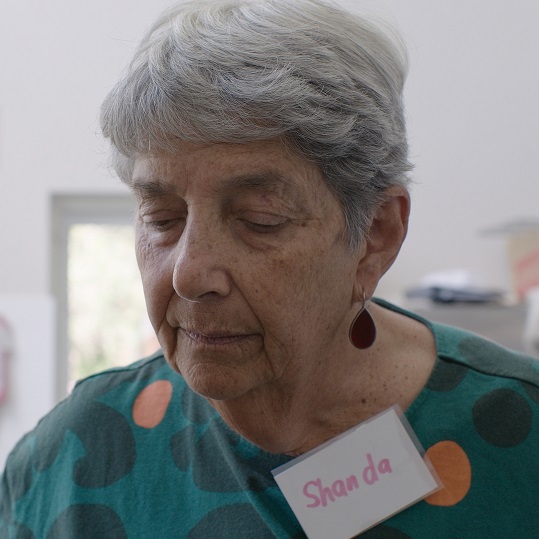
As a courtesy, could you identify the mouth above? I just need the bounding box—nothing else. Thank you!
[182,329,255,346]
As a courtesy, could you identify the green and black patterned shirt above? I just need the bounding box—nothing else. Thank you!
[2,301,539,538]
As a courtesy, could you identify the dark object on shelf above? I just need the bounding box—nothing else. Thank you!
[407,286,504,304]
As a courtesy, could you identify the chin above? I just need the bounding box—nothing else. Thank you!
[179,362,264,401]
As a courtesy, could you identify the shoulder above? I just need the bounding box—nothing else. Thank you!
[431,321,539,391]
[0,352,196,516]
[1,349,168,450]
[4,350,186,468]
[0,352,280,537]
[71,349,173,396]
[406,319,539,463]
[41,350,182,443]
[375,297,539,390]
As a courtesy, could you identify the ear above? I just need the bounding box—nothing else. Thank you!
[354,186,410,300]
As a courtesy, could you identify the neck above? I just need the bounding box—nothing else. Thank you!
[209,303,436,455]
[210,379,374,455]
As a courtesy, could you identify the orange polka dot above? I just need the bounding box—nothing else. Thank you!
[133,380,173,429]
[424,440,471,507]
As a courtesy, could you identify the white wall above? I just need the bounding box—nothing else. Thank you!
[0,297,55,467]
[0,0,538,464]
[0,0,173,467]
[365,0,539,299]
[0,0,174,294]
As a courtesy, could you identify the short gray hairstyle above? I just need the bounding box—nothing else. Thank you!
[100,0,411,247]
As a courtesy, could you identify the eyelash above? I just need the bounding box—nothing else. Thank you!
[242,219,287,233]
[142,213,288,235]
[146,218,183,231]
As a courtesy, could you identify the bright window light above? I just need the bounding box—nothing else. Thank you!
[67,224,159,388]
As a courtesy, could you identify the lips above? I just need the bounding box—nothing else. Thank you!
[182,329,255,346]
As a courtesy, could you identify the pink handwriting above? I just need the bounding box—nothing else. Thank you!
[303,453,392,508]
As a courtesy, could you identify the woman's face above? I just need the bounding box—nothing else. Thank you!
[132,139,362,401]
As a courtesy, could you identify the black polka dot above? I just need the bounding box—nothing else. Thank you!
[182,386,217,425]
[33,401,136,489]
[359,524,412,538]
[192,421,274,492]
[170,425,197,471]
[473,389,532,447]
[170,418,288,493]
[428,360,468,392]
[29,371,141,490]
[71,403,136,488]
[32,402,68,473]
[186,504,275,538]
[34,401,136,488]
[45,505,127,539]
[458,336,539,384]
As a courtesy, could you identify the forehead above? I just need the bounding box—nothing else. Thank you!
[130,139,326,202]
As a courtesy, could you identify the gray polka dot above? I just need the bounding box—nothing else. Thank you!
[33,400,136,489]
[428,360,468,392]
[170,415,289,493]
[170,425,197,471]
[186,504,275,538]
[182,386,217,425]
[46,505,127,539]
[473,389,532,447]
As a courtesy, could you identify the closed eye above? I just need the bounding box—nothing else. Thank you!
[239,213,288,233]
[147,219,182,231]
[141,211,185,233]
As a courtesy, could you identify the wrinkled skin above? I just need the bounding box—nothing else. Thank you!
[132,138,430,454]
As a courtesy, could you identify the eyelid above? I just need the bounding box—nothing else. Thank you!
[140,206,184,219]
[237,212,290,235]
[240,211,288,226]
[140,208,186,230]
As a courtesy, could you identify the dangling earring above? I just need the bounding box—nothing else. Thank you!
[349,291,376,349]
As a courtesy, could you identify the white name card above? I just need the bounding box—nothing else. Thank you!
[272,406,440,539]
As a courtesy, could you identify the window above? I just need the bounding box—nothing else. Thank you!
[51,194,159,399]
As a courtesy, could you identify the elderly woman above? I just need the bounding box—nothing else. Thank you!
[2,0,539,537]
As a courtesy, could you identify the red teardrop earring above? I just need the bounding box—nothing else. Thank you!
[349,291,377,349]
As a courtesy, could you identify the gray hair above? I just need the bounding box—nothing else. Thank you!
[100,0,411,247]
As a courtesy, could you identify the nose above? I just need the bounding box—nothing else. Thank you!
[172,215,232,302]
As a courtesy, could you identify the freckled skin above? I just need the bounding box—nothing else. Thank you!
[132,138,435,454]
[134,140,356,395]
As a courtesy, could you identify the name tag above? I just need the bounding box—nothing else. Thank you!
[272,406,440,539]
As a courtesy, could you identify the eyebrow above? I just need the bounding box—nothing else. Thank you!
[132,169,301,200]
[131,179,175,200]
[220,171,299,198]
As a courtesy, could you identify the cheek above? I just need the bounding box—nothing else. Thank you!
[250,246,351,333]
[135,228,174,327]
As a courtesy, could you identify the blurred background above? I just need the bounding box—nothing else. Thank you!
[1,0,538,466]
